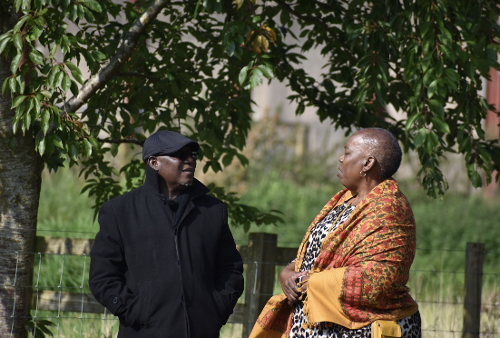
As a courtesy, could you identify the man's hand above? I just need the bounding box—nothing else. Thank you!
[280,262,309,306]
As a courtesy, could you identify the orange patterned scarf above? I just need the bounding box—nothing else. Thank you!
[249,178,418,338]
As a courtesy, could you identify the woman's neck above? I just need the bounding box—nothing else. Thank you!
[349,180,382,205]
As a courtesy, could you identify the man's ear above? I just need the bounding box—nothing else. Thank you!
[148,157,158,170]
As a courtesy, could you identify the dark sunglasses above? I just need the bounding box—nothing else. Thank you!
[158,150,199,161]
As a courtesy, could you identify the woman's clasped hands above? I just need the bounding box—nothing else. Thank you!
[279,263,310,306]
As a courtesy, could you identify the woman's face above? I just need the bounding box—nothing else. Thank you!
[337,134,368,191]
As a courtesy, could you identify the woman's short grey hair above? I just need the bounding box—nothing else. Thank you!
[357,128,402,180]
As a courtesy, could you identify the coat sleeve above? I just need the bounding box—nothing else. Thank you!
[89,202,145,327]
[213,204,244,322]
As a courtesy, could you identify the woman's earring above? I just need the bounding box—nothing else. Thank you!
[360,170,367,177]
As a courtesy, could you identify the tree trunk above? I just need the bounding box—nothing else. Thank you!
[0,9,42,338]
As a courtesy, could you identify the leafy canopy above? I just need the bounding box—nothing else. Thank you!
[1,0,500,229]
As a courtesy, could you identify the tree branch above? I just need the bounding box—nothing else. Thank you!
[62,0,171,114]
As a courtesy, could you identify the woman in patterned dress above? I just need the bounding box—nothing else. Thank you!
[249,128,421,338]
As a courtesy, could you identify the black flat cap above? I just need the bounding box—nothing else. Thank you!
[142,131,199,162]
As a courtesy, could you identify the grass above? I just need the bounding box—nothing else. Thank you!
[37,168,97,239]
[32,165,500,337]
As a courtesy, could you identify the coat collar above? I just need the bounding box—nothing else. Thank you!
[144,164,209,200]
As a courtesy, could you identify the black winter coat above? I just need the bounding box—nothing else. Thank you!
[89,166,244,338]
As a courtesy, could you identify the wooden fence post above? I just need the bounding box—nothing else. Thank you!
[242,233,277,338]
[462,242,485,338]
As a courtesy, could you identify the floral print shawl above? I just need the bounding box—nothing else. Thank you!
[249,178,418,338]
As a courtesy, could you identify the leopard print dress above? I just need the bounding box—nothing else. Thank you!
[289,202,422,338]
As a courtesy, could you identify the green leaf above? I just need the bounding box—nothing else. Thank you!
[41,109,50,135]
[249,68,263,89]
[423,68,435,86]
[52,135,63,148]
[68,63,84,84]
[15,75,25,94]
[251,15,261,23]
[110,143,119,157]
[88,136,99,149]
[47,66,58,88]
[38,137,46,155]
[9,77,16,95]
[425,131,439,154]
[91,50,106,61]
[22,106,31,134]
[13,32,23,51]
[14,0,22,12]
[431,117,450,133]
[2,78,8,96]
[77,4,85,20]
[226,40,235,57]
[0,37,10,55]
[82,7,95,22]
[0,32,9,42]
[419,21,432,37]
[414,128,427,147]
[34,96,41,116]
[22,0,31,11]
[468,170,482,188]
[13,15,30,31]
[222,152,234,166]
[29,50,44,65]
[12,115,19,134]
[68,4,78,21]
[83,138,92,157]
[444,68,459,83]
[40,90,52,98]
[70,80,79,96]
[238,66,248,85]
[29,25,42,41]
[82,0,102,13]
[11,95,26,108]
[49,44,58,58]
[54,71,64,88]
[69,143,79,161]
[235,153,249,166]
[61,74,71,92]
[405,113,419,131]
[258,64,274,79]
[65,61,79,73]
[10,54,22,74]
[428,79,438,99]
[428,99,445,117]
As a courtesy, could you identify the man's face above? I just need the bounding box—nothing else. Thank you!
[154,145,197,190]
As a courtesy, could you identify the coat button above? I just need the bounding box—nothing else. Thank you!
[113,297,118,304]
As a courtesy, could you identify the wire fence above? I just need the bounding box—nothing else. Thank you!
[3,231,499,338]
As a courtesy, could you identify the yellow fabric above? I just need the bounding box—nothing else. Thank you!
[371,320,401,338]
[301,267,348,327]
[248,294,291,338]
[303,267,416,330]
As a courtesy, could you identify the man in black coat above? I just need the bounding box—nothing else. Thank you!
[89,131,244,338]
